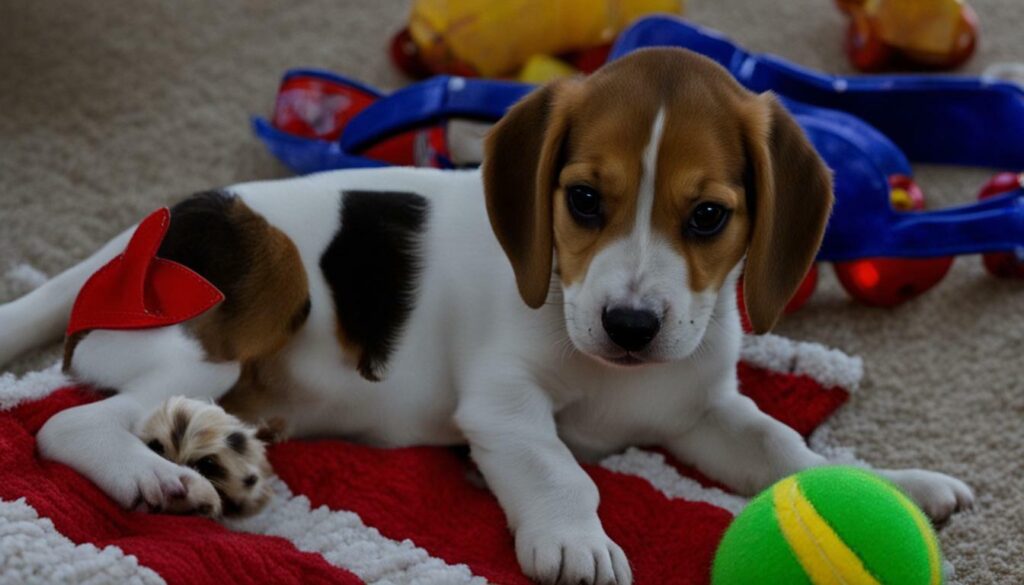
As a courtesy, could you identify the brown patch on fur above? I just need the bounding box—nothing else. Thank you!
[62,331,87,373]
[182,228,307,362]
[62,192,311,372]
[154,192,310,363]
[483,48,832,330]
[651,106,751,294]
[218,359,294,439]
[551,118,649,286]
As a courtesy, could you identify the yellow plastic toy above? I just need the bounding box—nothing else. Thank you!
[517,54,579,83]
[406,0,683,77]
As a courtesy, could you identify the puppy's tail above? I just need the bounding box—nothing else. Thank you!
[0,227,134,366]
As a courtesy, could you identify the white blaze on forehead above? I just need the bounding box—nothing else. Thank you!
[632,108,667,260]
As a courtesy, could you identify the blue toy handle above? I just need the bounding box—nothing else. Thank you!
[819,187,1024,261]
[884,191,1024,259]
[613,16,1024,169]
[342,77,532,153]
[252,118,386,171]
[752,60,1024,169]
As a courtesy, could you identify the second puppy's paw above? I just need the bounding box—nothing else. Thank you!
[139,396,274,517]
[128,457,221,517]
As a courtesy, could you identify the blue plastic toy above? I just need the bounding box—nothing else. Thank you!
[253,15,1024,281]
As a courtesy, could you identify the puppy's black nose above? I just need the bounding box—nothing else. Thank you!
[602,307,661,352]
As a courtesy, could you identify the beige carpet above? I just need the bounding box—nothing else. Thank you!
[1,1,1021,583]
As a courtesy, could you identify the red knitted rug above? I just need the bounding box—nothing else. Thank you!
[0,334,860,585]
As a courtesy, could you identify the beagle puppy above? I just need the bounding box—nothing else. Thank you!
[0,48,972,585]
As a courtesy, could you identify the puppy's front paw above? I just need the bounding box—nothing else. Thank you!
[515,522,632,585]
[882,469,974,524]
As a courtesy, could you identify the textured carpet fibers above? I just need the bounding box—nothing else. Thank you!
[1,1,1022,583]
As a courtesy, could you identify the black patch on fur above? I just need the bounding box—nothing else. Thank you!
[215,488,244,516]
[147,439,165,456]
[171,410,190,451]
[158,190,249,314]
[320,190,429,381]
[192,455,226,481]
[226,431,248,455]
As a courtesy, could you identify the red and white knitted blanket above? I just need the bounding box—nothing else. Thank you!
[0,334,860,585]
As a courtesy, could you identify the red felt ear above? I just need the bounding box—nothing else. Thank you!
[67,209,224,336]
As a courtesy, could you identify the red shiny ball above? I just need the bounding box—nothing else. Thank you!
[835,256,954,307]
[977,172,1024,279]
[834,175,954,307]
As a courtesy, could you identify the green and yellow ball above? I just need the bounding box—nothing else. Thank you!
[712,466,943,585]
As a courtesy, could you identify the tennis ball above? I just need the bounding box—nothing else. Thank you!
[712,466,943,585]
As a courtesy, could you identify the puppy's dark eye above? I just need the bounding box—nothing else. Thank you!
[686,202,731,237]
[147,439,165,455]
[566,185,602,226]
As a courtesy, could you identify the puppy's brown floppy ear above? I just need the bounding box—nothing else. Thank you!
[742,93,834,333]
[482,80,578,308]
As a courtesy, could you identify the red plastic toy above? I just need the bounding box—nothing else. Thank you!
[833,175,955,307]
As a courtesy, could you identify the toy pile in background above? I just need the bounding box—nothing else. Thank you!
[254,7,1024,323]
[389,0,981,80]
[836,0,978,71]
[390,0,684,82]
